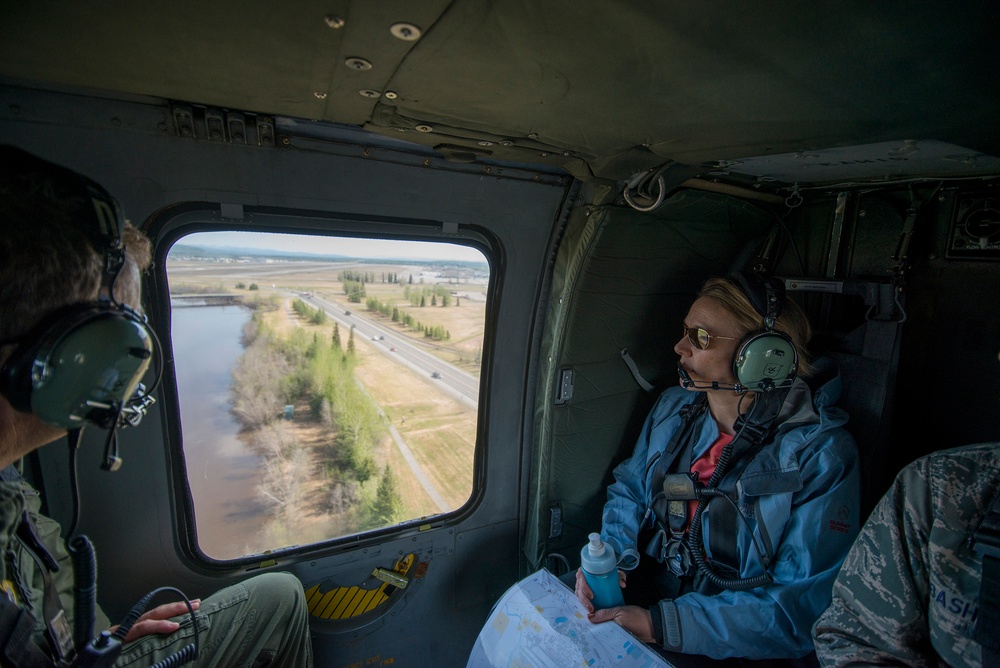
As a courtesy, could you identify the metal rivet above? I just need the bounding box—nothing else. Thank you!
[390,23,421,41]
[363,148,372,156]
[359,90,381,98]
[477,141,494,147]
[562,151,572,156]
[325,16,345,29]
[395,128,407,132]
[384,91,398,100]
[415,125,433,133]
[539,152,549,157]
[345,57,373,71]
[281,137,290,145]
[314,91,328,99]
[528,133,539,140]
[859,210,866,217]
[499,140,514,147]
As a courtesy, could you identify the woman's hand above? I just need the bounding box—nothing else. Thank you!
[573,568,595,612]
[112,599,201,644]
[573,568,627,614]
[588,605,655,643]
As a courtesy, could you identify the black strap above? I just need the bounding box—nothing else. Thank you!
[645,397,708,569]
[0,596,56,667]
[647,396,709,495]
[14,513,73,665]
[974,489,1000,666]
[698,419,777,572]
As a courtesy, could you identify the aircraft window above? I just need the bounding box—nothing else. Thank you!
[165,231,487,560]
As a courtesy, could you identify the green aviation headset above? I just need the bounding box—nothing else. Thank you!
[0,146,158,433]
[730,271,798,393]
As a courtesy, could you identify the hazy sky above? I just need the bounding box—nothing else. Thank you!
[176,231,488,263]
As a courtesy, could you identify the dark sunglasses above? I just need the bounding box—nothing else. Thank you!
[682,326,739,350]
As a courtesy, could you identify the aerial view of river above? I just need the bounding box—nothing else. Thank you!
[170,303,268,559]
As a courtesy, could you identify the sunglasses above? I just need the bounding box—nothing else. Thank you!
[682,326,739,350]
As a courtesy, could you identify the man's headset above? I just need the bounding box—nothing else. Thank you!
[678,272,798,394]
[0,147,160,443]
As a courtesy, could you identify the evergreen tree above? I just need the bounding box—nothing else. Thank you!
[347,326,356,355]
[332,323,341,349]
[372,464,403,526]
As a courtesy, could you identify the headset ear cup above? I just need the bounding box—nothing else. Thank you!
[733,331,798,391]
[0,304,154,428]
[0,339,45,413]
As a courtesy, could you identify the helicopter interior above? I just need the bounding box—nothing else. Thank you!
[1,2,999,666]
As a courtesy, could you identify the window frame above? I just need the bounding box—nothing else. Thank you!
[149,206,498,568]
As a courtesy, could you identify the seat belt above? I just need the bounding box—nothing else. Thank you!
[973,489,1000,667]
[644,396,708,570]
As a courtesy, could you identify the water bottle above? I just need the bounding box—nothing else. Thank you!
[580,532,624,609]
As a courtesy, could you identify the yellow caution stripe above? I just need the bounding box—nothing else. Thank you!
[306,553,416,620]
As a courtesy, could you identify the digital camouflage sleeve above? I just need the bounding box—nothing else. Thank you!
[812,442,1000,667]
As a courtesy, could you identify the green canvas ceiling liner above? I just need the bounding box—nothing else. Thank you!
[3,2,998,184]
[525,189,775,569]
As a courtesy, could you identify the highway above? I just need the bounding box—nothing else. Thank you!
[298,292,480,410]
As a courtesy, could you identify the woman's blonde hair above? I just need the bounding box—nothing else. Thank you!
[698,276,814,378]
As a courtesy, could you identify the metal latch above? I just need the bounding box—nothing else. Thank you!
[372,567,408,589]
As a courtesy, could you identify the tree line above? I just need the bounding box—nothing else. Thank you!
[364,296,451,341]
[230,310,403,542]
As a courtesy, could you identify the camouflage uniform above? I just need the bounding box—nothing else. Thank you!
[1,465,110,659]
[812,442,1000,667]
[1,466,314,667]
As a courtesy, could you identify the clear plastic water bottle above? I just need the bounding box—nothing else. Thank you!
[580,532,624,609]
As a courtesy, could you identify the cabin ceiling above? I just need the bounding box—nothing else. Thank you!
[1,1,999,185]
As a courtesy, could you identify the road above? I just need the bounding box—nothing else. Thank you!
[299,292,480,410]
[283,294,459,514]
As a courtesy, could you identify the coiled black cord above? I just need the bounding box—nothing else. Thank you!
[686,393,777,591]
[148,643,198,668]
[112,586,200,667]
[68,535,98,650]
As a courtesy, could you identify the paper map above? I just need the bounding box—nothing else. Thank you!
[466,569,671,667]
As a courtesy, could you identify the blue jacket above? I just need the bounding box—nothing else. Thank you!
[601,364,860,659]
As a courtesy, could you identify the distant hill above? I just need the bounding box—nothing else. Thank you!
[168,243,353,263]
[168,244,488,271]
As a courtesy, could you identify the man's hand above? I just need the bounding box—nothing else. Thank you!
[113,599,201,644]
[573,567,627,614]
[588,604,655,643]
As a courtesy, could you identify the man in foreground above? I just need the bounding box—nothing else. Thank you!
[0,145,313,667]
